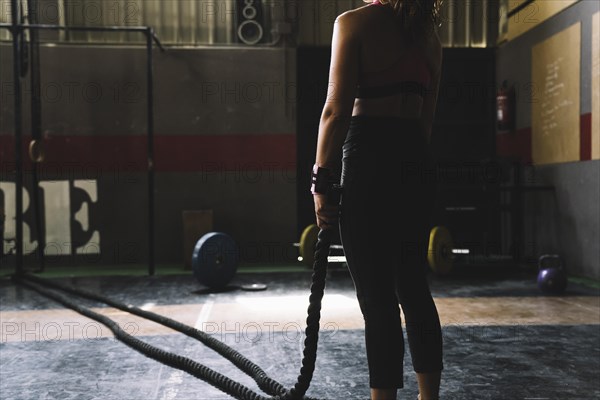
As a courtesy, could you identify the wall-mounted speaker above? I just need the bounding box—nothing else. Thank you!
[236,0,267,45]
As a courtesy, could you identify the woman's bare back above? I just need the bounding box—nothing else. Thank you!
[344,3,443,135]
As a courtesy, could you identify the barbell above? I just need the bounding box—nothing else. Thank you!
[294,223,460,275]
[191,223,461,290]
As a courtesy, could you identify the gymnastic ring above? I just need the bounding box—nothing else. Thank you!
[28,139,45,163]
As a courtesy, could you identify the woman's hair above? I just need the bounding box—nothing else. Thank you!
[363,0,443,42]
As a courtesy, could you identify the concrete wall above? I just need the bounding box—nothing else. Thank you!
[495,0,600,279]
[1,45,298,266]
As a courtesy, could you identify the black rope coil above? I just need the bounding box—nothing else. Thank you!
[287,184,343,399]
[13,273,294,399]
[13,230,337,398]
[15,276,277,400]
[13,185,343,400]
[288,228,333,399]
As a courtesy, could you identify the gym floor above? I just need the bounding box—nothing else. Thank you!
[1,263,599,400]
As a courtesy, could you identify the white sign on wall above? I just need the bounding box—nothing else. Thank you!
[0,180,100,256]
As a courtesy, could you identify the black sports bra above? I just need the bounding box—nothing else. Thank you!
[356,81,428,98]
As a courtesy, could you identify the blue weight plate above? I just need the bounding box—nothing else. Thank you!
[192,232,239,289]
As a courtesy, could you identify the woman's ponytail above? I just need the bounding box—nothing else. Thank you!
[367,0,443,43]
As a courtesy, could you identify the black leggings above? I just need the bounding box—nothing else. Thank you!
[339,116,443,389]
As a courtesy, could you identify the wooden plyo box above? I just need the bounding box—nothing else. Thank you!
[182,210,213,270]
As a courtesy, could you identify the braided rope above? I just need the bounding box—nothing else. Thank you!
[13,226,335,400]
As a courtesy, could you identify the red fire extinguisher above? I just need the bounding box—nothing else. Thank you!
[496,80,515,132]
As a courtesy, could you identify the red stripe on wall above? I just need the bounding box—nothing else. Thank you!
[496,127,532,165]
[495,112,594,164]
[155,135,296,172]
[580,113,592,161]
[0,134,297,173]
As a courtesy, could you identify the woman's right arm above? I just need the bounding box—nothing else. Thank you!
[312,11,360,230]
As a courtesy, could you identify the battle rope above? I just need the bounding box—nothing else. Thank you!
[14,272,295,399]
[284,183,342,399]
[287,227,334,399]
[13,186,343,400]
[14,276,278,400]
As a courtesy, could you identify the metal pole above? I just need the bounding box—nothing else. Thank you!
[27,0,45,272]
[0,21,164,274]
[0,23,165,52]
[10,0,24,275]
[147,28,155,276]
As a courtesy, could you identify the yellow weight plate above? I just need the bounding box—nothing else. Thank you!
[299,224,319,267]
[427,225,454,275]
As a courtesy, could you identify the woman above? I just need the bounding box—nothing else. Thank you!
[310,1,444,399]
